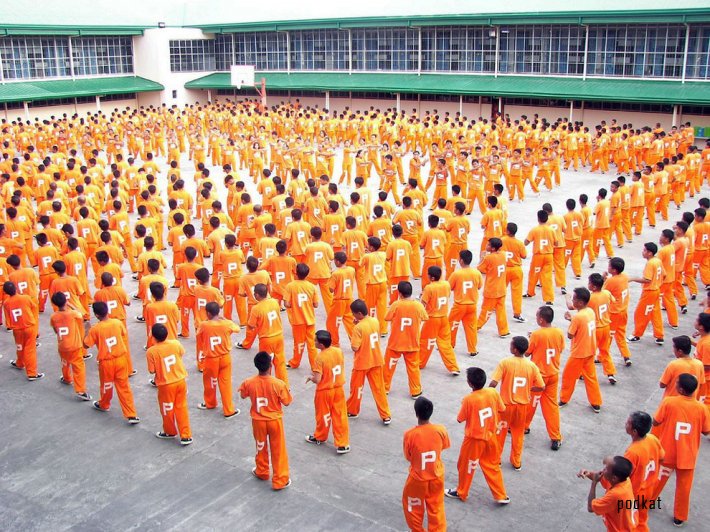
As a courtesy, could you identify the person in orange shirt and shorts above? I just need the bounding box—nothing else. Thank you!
[444,202,470,279]
[448,250,482,357]
[4,281,42,380]
[602,257,633,367]
[628,242,665,343]
[283,263,319,369]
[476,238,509,337]
[175,246,202,338]
[50,291,90,400]
[524,210,556,304]
[147,323,192,445]
[305,330,350,454]
[386,225,413,304]
[325,252,356,347]
[360,237,388,336]
[587,273,617,385]
[419,214,446,290]
[489,336,544,470]
[239,351,293,490]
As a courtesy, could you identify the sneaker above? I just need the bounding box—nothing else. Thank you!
[669,325,678,330]
[83,353,94,360]
[180,438,193,446]
[524,428,530,435]
[76,392,92,401]
[305,435,324,445]
[451,371,460,376]
[551,440,562,451]
[590,262,595,268]
[347,413,359,418]
[235,342,247,350]
[468,352,478,357]
[608,375,617,385]
[496,497,511,505]
[127,417,141,424]
[691,295,697,301]
[382,417,392,425]
[177,333,188,338]
[591,405,601,414]
[411,393,422,399]
[499,333,510,338]
[380,333,387,338]
[558,401,567,407]
[628,336,641,342]
[135,316,145,322]
[545,301,553,306]
[444,489,460,499]
[224,409,240,419]
[512,464,522,471]
[59,376,72,385]
[673,518,685,527]
[28,373,45,381]
[680,306,687,315]
[336,446,351,454]
[655,338,665,345]
[149,378,157,387]
[274,479,292,491]
[513,315,526,323]
[286,363,292,369]
[575,275,581,280]
[35,342,41,348]
[93,401,109,412]
[561,287,567,295]
[129,370,137,377]
[251,467,265,480]
[522,294,534,298]
[594,359,601,364]
[624,357,632,367]
[155,432,176,439]
[9,360,21,369]
[197,402,210,410]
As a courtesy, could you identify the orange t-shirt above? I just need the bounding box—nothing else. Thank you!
[84,318,128,361]
[369,218,393,247]
[659,357,706,399]
[3,294,38,329]
[658,244,676,284]
[239,374,293,421]
[403,423,450,481]
[313,346,346,391]
[588,290,613,328]
[385,298,428,352]
[445,216,470,245]
[361,251,387,285]
[304,241,334,280]
[247,297,283,338]
[218,248,245,279]
[481,209,505,239]
[194,285,225,322]
[196,318,240,357]
[420,228,446,259]
[457,388,505,440]
[145,300,180,342]
[260,256,296,298]
[8,267,39,298]
[590,479,637,532]
[501,235,527,267]
[342,229,368,262]
[491,356,544,405]
[93,285,130,321]
[594,199,611,229]
[448,267,481,305]
[50,309,84,352]
[146,339,187,386]
[238,271,272,307]
[386,239,412,278]
[602,274,629,314]
[328,266,356,300]
[624,434,664,495]
[642,257,663,291]
[653,395,710,469]
[393,209,422,238]
[526,225,555,254]
[477,251,506,298]
[284,220,311,256]
[176,262,201,297]
[421,280,451,318]
[527,327,565,377]
[283,279,318,326]
[563,211,584,241]
[568,307,597,358]
[351,315,383,370]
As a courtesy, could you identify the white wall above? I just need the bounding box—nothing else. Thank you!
[7,97,137,122]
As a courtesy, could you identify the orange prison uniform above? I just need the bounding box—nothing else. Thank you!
[393,208,423,278]
[175,262,201,337]
[622,434,664,532]
[260,255,297,310]
[444,216,470,279]
[283,279,318,369]
[651,395,710,523]
[36,245,60,311]
[84,318,137,419]
[146,340,191,439]
[144,300,179,348]
[346,315,391,420]
[418,280,460,374]
[304,240,334,313]
[194,284,225,330]
[420,227,446,289]
[559,308,603,406]
[593,199,614,259]
[672,236,689,308]
[563,210,583,278]
[50,308,87,394]
[402,423,450,532]
[386,238,413,304]
[590,478,637,532]
[658,243,679,328]
[325,266,356,347]
[492,356,544,469]
[525,326,564,441]
[238,270,271,321]
[476,251,509,335]
[547,214,567,288]
[448,267,481,354]
[603,273,632,362]
[361,251,388,335]
[4,294,40,378]
[589,290,616,377]
[580,204,595,266]
[196,318,239,415]
[659,357,705,400]
[241,296,288,386]
[453,387,507,502]
[312,346,349,448]
[501,235,526,316]
[632,257,664,339]
[218,247,246,323]
[239,374,293,490]
[696,335,710,405]
[384,298,428,396]
[526,225,555,303]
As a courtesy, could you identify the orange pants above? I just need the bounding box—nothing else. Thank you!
[633,289,664,339]
[39,273,57,312]
[58,347,86,394]
[365,282,388,335]
[251,418,290,489]
[553,247,566,288]
[691,249,710,288]
[595,325,616,376]
[496,403,528,469]
[506,266,524,316]
[477,296,509,336]
[559,355,602,406]
[581,227,595,266]
[157,380,191,439]
[653,465,694,523]
[466,187,486,215]
[592,227,613,259]
[660,282,679,327]
[418,316,460,373]
[326,299,355,347]
[202,355,236,416]
[346,366,391,419]
[455,436,507,502]
[311,278,333,314]
[383,348,422,396]
[611,216,624,247]
[97,355,137,418]
[673,277,688,308]
[508,175,524,200]
[289,324,316,369]
[12,326,39,378]
[347,261,366,299]
[564,240,582,278]
[631,206,644,235]
[314,387,349,447]
[449,303,478,353]
[526,374,562,441]
[402,476,446,532]
[644,193,656,227]
[609,312,631,361]
[445,243,465,280]
[178,294,195,337]
[403,235,421,278]
[527,253,554,303]
[259,335,289,387]
[389,275,409,305]
[655,193,670,221]
[223,278,241,322]
[421,257,444,289]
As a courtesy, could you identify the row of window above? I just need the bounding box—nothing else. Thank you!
[3,92,137,110]
[0,36,133,80]
[170,24,710,80]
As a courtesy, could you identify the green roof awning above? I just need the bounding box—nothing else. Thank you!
[185,72,710,106]
[0,76,164,103]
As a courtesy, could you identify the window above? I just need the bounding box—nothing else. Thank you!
[0,37,71,79]
[72,36,133,76]
[422,26,497,73]
[102,92,136,102]
[169,40,215,72]
[497,26,584,75]
[686,25,710,80]
[351,28,418,71]
[290,29,349,70]
[234,32,287,70]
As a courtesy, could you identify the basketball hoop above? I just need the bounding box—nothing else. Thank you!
[230,64,267,110]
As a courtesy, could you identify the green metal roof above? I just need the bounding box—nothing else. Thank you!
[0,76,164,104]
[185,72,710,106]
[0,25,147,36]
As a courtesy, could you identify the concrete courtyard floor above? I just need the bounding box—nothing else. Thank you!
[1,146,708,531]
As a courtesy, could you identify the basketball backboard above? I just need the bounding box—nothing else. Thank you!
[230,65,255,89]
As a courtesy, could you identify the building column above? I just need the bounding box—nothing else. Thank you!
[672,104,679,127]
[396,93,401,113]
[207,89,212,102]
[569,100,574,122]
[23,101,29,120]
[459,95,463,115]
[96,95,101,112]
[325,90,330,110]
